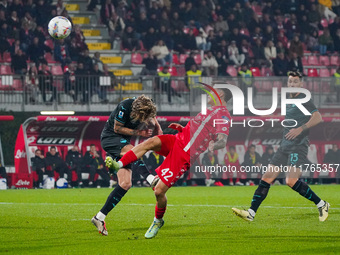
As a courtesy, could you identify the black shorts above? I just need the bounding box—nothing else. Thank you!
[270,144,308,167]
[100,135,130,160]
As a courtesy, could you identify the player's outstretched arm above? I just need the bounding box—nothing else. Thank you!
[168,123,184,132]
[213,133,228,150]
[285,111,322,140]
[114,120,152,137]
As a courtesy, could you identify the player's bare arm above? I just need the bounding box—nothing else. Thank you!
[213,133,228,150]
[285,111,322,140]
[114,120,152,137]
[168,123,184,132]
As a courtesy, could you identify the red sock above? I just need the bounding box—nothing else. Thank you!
[236,178,240,183]
[155,205,166,219]
[229,178,233,182]
[119,150,138,167]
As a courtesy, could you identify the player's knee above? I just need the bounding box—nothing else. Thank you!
[286,178,297,188]
[119,180,132,190]
[154,186,165,198]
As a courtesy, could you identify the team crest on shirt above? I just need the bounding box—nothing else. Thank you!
[222,116,230,122]
[118,111,124,118]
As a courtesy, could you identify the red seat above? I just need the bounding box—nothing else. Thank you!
[177,66,186,76]
[2,52,11,62]
[308,68,319,77]
[44,52,56,63]
[240,28,250,36]
[330,55,339,66]
[169,67,177,76]
[182,27,189,34]
[13,79,23,90]
[319,68,330,77]
[250,67,261,77]
[319,56,330,66]
[194,54,202,65]
[261,81,272,92]
[0,65,13,74]
[321,19,328,28]
[51,65,63,75]
[44,39,54,50]
[131,53,142,64]
[172,54,180,65]
[179,54,188,64]
[302,56,308,66]
[308,55,319,66]
[331,68,337,75]
[226,65,237,77]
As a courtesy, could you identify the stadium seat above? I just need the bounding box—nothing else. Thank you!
[319,68,330,77]
[182,27,189,34]
[321,19,328,28]
[2,52,11,62]
[131,53,142,64]
[179,54,188,64]
[44,39,54,50]
[250,67,261,77]
[0,65,13,74]
[308,68,319,77]
[172,53,180,65]
[194,54,202,65]
[319,56,330,66]
[302,56,308,66]
[226,66,237,77]
[240,28,250,36]
[330,55,339,66]
[44,52,55,63]
[331,68,336,75]
[13,79,23,90]
[261,67,273,76]
[51,65,63,75]
[169,67,178,76]
[308,55,319,66]
[177,66,186,76]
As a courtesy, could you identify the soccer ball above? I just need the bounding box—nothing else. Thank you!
[48,16,72,39]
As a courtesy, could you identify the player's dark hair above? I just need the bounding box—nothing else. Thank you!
[131,95,157,122]
[288,70,303,81]
[249,144,256,149]
[212,81,233,102]
[90,144,95,147]
[229,146,235,150]
[35,149,41,153]
[50,146,56,150]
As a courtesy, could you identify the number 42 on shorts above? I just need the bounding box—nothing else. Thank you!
[161,168,173,181]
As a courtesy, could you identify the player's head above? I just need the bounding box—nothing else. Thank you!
[131,95,157,123]
[229,146,235,154]
[72,145,79,152]
[207,81,233,106]
[266,146,274,154]
[287,71,303,88]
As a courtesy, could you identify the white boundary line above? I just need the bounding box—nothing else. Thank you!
[0,202,339,210]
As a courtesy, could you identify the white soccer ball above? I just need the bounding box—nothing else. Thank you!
[48,16,72,39]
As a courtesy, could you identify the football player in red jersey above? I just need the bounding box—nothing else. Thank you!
[111,85,232,238]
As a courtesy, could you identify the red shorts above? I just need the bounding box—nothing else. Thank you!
[155,135,190,187]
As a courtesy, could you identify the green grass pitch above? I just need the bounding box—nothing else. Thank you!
[0,185,339,255]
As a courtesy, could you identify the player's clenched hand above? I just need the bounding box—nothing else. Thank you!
[138,129,153,137]
[285,127,303,140]
[168,123,184,132]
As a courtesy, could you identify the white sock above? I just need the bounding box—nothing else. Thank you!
[248,209,256,217]
[154,217,162,223]
[118,161,123,168]
[316,200,325,208]
[96,211,106,221]
[146,174,155,185]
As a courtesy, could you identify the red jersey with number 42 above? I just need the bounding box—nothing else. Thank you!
[177,106,231,160]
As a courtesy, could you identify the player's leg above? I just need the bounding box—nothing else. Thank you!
[145,180,169,239]
[92,167,132,236]
[286,163,330,222]
[232,164,281,221]
[115,136,163,169]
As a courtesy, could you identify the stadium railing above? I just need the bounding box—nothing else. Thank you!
[0,75,339,112]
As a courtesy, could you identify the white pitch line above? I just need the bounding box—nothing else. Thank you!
[0,202,340,210]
